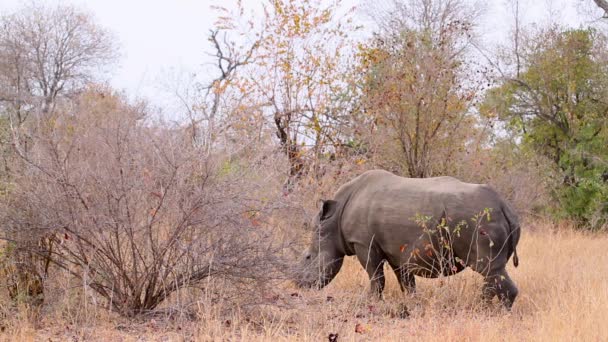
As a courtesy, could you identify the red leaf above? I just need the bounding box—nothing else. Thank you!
[411,248,420,257]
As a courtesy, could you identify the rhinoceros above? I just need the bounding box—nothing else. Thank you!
[297,170,521,309]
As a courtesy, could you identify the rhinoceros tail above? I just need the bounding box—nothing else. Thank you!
[512,246,519,268]
[501,204,521,268]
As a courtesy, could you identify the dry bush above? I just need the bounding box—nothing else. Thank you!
[0,87,293,316]
[452,139,553,218]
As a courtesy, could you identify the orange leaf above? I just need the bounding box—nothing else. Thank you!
[399,244,408,253]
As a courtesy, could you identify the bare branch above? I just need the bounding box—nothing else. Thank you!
[593,0,608,18]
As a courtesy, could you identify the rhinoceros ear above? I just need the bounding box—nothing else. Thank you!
[321,200,338,220]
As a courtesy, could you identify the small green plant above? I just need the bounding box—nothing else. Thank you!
[404,208,498,278]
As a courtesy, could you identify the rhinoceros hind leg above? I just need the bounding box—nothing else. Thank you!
[482,268,518,310]
[355,245,386,298]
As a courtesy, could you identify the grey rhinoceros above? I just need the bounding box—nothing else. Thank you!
[297,170,521,309]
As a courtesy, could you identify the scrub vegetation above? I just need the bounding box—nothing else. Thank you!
[1,0,607,340]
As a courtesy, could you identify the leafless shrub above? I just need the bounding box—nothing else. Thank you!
[0,86,293,316]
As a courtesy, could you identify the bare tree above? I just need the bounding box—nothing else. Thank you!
[194,29,258,152]
[0,2,117,122]
[593,0,608,17]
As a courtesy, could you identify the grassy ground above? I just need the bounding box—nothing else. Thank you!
[1,221,607,341]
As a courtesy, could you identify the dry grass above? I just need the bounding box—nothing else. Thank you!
[1,221,607,341]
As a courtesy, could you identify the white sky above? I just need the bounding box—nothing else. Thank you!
[0,0,604,116]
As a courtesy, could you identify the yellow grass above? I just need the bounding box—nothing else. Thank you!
[1,221,607,341]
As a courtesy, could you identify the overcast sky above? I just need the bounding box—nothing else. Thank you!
[0,0,604,115]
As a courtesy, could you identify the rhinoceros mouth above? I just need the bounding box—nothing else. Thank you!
[295,279,317,289]
[294,267,329,289]
[295,257,343,289]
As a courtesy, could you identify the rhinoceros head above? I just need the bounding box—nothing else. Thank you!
[296,199,344,289]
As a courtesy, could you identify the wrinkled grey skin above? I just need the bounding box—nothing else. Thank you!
[297,170,521,309]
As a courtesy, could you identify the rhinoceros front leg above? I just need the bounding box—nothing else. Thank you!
[482,268,519,310]
[354,245,386,298]
[389,263,416,294]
